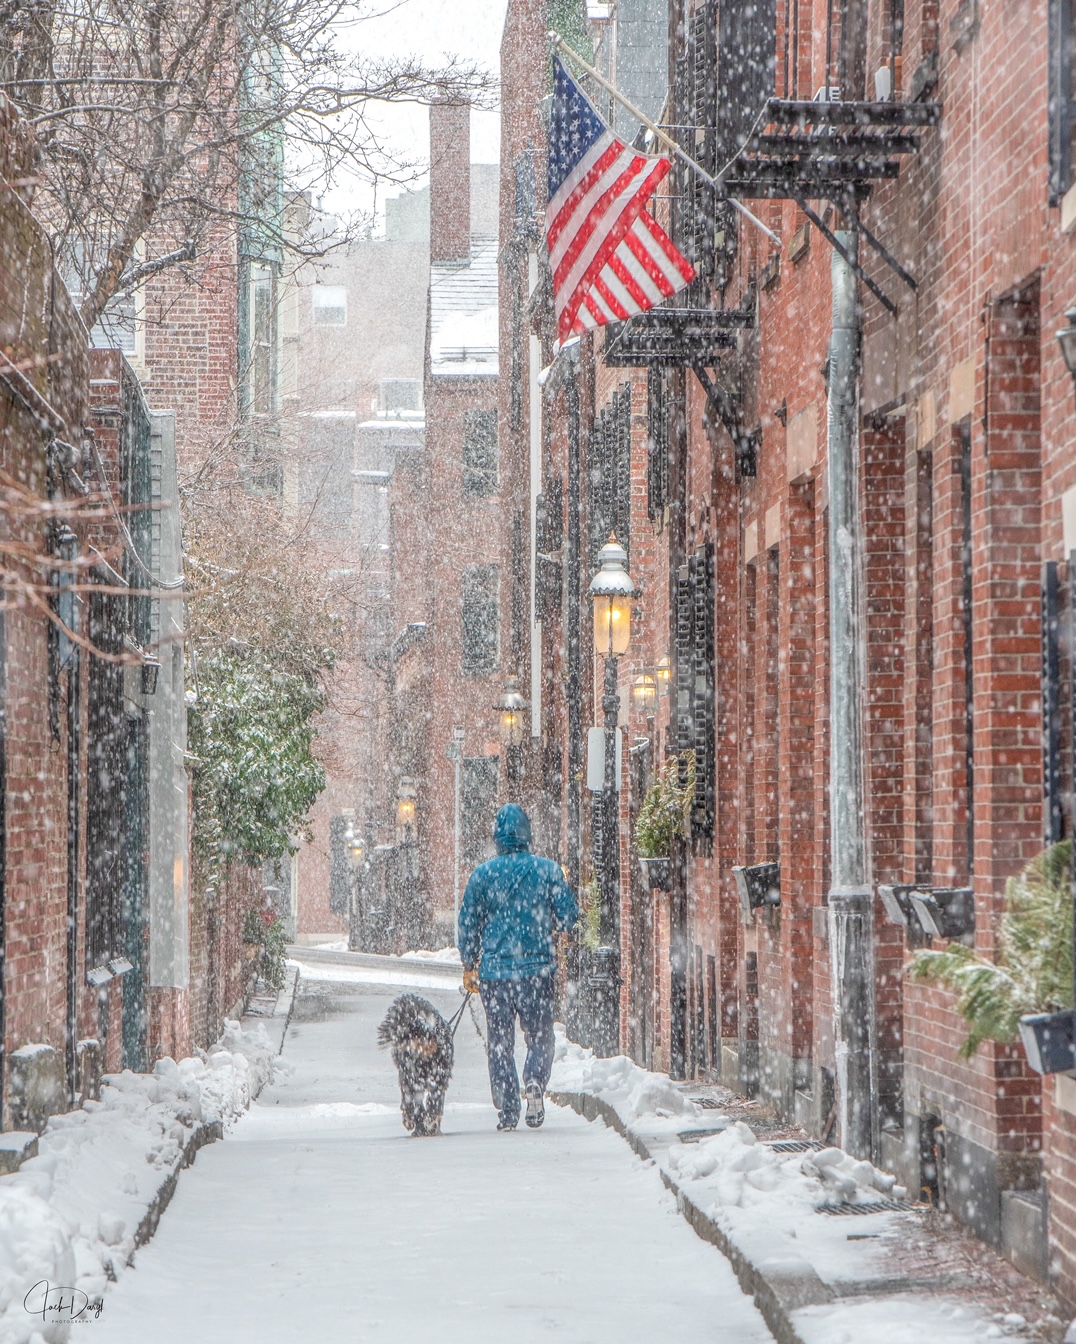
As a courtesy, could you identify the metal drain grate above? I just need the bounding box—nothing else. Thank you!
[816,1197,914,1215]
[677,1126,729,1144]
[689,1096,727,1110]
[766,1140,826,1154]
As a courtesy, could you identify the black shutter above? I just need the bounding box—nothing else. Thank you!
[692,543,716,846]
[1042,560,1063,844]
[588,411,608,565]
[1048,0,1076,204]
[614,383,632,558]
[647,368,670,521]
[535,474,564,622]
[329,814,351,915]
[717,0,777,165]
[674,549,716,848]
[461,565,499,673]
[689,2,718,281]
[675,559,696,759]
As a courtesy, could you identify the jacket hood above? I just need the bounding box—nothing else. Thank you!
[494,804,531,854]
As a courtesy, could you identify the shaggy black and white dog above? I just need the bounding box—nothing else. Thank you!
[377,994,454,1136]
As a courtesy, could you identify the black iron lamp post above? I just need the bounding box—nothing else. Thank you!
[394,779,418,945]
[345,825,366,951]
[589,534,636,1057]
[497,677,528,800]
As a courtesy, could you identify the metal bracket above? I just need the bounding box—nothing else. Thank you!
[793,196,898,317]
[691,364,757,475]
[856,215,918,291]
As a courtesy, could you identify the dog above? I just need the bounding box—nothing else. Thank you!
[377,994,454,1136]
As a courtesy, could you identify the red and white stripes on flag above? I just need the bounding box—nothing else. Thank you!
[545,121,695,342]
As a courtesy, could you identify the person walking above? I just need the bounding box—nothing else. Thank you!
[458,804,579,1131]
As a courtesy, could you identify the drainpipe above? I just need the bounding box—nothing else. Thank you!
[825,224,877,1160]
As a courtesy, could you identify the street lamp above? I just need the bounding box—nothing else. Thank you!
[395,778,417,836]
[497,676,529,802]
[345,825,366,951]
[588,534,637,1057]
[497,677,528,748]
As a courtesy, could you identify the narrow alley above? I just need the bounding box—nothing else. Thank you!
[92,960,775,1344]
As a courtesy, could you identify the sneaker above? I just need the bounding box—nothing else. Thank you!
[524,1082,545,1129]
[496,1113,518,1131]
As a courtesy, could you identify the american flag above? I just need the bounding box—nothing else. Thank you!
[545,55,694,343]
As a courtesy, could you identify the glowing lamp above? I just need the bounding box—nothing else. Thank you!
[589,534,635,658]
[631,673,657,715]
[497,677,528,748]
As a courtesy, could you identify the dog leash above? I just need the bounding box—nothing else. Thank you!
[447,992,473,1039]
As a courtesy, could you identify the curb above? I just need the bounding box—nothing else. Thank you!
[549,1089,829,1344]
[127,965,300,1267]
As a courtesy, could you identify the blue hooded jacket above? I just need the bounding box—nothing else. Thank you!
[458,804,579,981]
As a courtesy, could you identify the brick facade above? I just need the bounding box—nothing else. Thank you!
[499,0,1073,1304]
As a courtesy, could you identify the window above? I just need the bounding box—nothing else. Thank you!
[63,237,141,356]
[312,284,347,326]
[249,265,277,415]
[463,409,498,496]
[461,564,499,673]
[379,378,421,416]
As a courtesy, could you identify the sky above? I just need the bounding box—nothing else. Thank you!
[324,0,509,228]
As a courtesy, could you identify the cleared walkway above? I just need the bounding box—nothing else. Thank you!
[96,962,775,1344]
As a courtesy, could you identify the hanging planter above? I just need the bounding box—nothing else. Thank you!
[638,856,672,891]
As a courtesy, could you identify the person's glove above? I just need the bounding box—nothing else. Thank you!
[463,968,480,995]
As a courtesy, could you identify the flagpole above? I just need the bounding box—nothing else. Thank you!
[548,32,780,248]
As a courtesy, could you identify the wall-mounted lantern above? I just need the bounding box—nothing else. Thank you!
[630,672,657,716]
[656,655,671,696]
[1057,307,1076,379]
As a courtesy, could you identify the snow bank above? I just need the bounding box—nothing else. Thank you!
[0,1020,277,1344]
[551,1037,702,1130]
[399,947,462,965]
[666,1123,907,1212]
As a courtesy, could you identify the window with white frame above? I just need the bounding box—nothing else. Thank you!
[312,284,347,326]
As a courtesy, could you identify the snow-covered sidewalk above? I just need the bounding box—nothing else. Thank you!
[549,1041,1057,1344]
[83,957,777,1344]
[0,1016,281,1344]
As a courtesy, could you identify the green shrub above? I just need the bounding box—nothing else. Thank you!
[188,647,327,869]
[635,751,696,857]
[906,843,1074,1057]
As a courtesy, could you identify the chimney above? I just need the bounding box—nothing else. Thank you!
[429,100,471,264]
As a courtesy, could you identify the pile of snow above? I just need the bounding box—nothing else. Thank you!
[667,1121,907,1212]
[399,947,462,965]
[551,1037,701,1127]
[0,1020,276,1343]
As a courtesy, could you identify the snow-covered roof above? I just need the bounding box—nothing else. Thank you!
[429,236,499,378]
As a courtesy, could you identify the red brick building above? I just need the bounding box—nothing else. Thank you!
[499,0,1074,1304]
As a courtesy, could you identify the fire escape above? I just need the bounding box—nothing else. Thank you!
[600,0,940,442]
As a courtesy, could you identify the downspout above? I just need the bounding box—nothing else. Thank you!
[565,362,583,889]
[528,251,542,740]
[825,222,877,1160]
